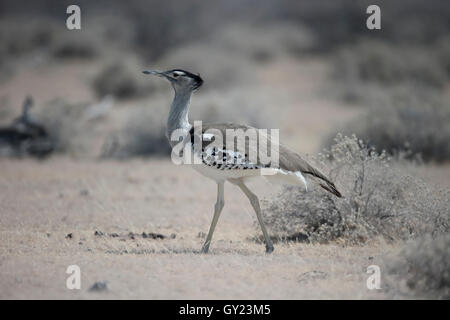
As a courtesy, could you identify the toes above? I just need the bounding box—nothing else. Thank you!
[201,246,210,254]
[265,245,274,254]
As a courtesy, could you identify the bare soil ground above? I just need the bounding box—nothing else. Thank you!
[1,157,398,299]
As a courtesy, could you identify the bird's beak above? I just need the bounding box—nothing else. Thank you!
[143,70,174,82]
[143,70,163,77]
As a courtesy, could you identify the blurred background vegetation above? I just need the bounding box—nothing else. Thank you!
[0,0,449,160]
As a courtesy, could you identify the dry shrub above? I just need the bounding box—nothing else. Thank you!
[213,23,314,62]
[326,91,450,163]
[262,135,449,245]
[93,62,159,100]
[51,30,98,60]
[2,0,449,62]
[0,18,53,80]
[386,234,450,299]
[159,23,313,90]
[334,40,448,90]
[159,44,248,90]
[35,99,90,154]
[190,88,271,128]
[0,18,56,57]
[101,105,171,158]
[0,17,99,61]
[274,0,450,53]
[437,37,450,77]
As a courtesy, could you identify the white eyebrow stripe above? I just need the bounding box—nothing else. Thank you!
[173,71,185,76]
[202,133,214,141]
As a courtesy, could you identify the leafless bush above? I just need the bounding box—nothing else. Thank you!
[262,135,449,244]
[386,234,450,299]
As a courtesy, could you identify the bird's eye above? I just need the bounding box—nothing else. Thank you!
[173,72,180,78]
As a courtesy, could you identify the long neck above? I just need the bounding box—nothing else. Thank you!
[166,89,192,145]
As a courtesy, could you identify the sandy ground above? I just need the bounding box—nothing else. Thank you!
[0,157,398,299]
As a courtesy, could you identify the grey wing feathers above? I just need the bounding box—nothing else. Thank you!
[192,122,342,197]
[278,144,342,197]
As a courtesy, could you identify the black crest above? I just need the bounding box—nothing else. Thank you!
[171,69,203,88]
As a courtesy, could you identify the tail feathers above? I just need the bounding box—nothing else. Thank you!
[304,170,342,198]
[319,182,342,198]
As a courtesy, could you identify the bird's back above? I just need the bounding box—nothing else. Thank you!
[186,122,341,197]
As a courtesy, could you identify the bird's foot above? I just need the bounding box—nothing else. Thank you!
[200,243,210,254]
[265,244,274,254]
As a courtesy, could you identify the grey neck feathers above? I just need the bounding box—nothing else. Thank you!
[166,89,192,146]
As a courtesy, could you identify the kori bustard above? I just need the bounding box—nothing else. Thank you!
[143,69,341,253]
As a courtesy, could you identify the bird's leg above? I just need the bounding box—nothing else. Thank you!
[236,181,274,253]
[201,181,225,253]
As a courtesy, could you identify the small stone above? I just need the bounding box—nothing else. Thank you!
[144,232,165,240]
[65,233,73,239]
[198,232,206,239]
[89,281,108,292]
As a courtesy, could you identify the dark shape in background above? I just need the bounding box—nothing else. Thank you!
[0,96,53,158]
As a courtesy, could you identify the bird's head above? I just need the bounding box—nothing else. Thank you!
[143,69,203,92]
